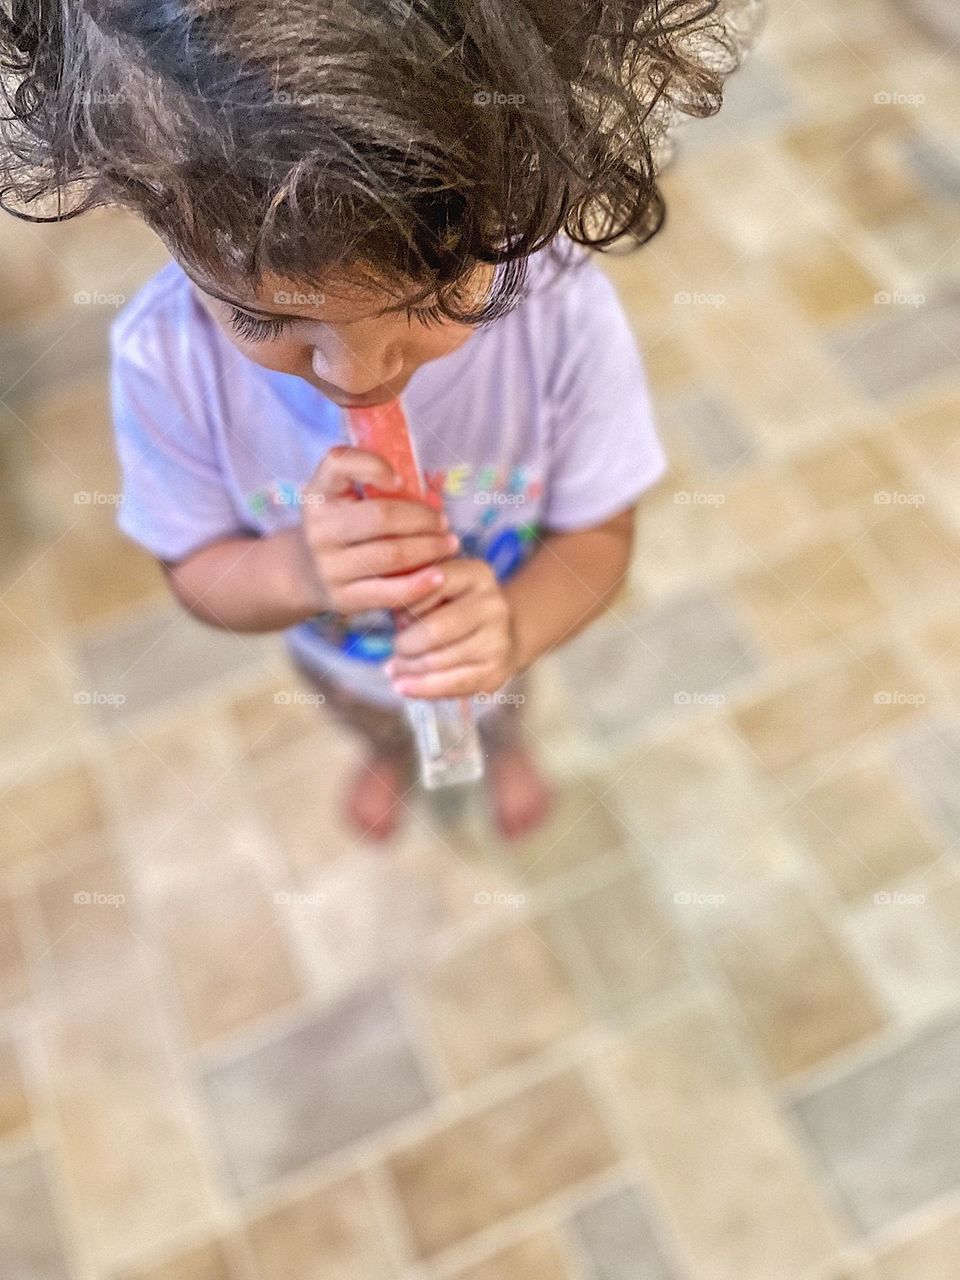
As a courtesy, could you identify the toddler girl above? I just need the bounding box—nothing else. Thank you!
[0,0,743,839]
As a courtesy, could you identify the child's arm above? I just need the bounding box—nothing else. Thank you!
[163,527,326,632]
[504,505,635,670]
[164,444,454,632]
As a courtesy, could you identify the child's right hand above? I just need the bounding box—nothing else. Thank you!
[298,445,458,614]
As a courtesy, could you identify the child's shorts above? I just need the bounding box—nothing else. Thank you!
[290,658,529,759]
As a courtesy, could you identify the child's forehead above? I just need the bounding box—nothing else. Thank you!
[188,264,405,322]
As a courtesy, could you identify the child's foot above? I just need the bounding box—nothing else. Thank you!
[343,750,415,841]
[486,740,552,839]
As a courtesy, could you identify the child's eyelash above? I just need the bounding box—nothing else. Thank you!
[407,303,446,327]
[228,302,446,341]
[228,307,291,342]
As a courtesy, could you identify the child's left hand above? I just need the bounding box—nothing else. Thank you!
[384,557,518,700]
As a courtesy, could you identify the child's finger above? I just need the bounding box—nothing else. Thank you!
[334,564,446,613]
[387,631,485,676]
[390,664,489,700]
[309,444,401,498]
[320,496,449,547]
[329,531,459,582]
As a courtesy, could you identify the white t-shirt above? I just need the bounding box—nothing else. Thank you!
[111,244,666,705]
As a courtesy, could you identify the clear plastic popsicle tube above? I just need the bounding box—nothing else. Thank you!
[344,400,485,790]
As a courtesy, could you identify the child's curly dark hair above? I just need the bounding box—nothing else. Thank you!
[0,0,751,322]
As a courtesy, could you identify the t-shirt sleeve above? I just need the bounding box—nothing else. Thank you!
[111,340,246,564]
[541,263,666,532]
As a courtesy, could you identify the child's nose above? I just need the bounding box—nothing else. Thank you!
[311,335,404,395]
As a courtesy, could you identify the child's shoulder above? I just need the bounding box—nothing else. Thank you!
[110,260,210,373]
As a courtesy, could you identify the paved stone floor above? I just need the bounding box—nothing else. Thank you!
[0,1,959,1276]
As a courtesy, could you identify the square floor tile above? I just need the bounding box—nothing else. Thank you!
[450,1231,571,1280]
[612,724,795,896]
[46,982,218,1271]
[75,605,268,722]
[1,759,105,871]
[732,645,925,773]
[607,1005,839,1280]
[791,1013,960,1234]
[114,1240,232,1280]
[789,759,941,901]
[202,986,432,1196]
[0,1037,30,1140]
[826,290,960,400]
[556,591,760,741]
[242,1173,393,1280]
[708,890,886,1078]
[155,861,303,1048]
[388,1069,617,1257]
[794,433,907,515]
[0,1145,71,1280]
[508,776,631,885]
[894,719,960,844]
[734,537,885,660]
[569,1182,683,1280]
[417,922,585,1087]
[870,1209,960,1280]
[865,504,960,600]
[557,868,686,1013]
[0,894,29,1011]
